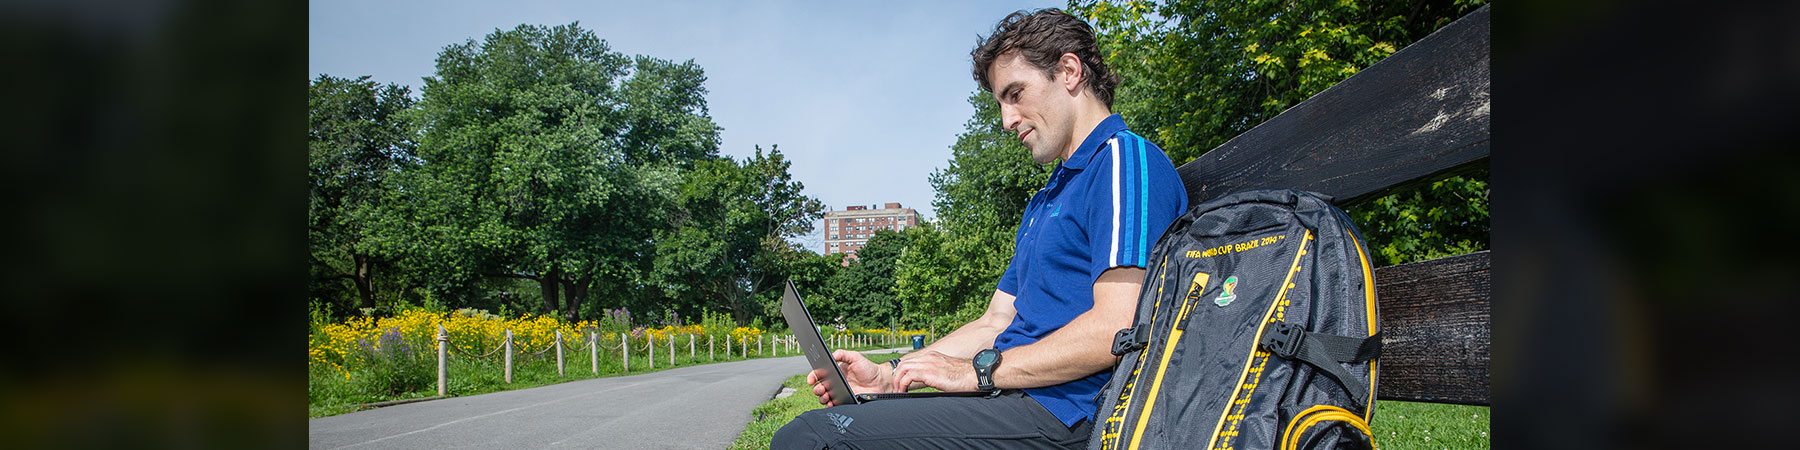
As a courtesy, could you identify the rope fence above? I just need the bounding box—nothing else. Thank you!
[424,325,935,396]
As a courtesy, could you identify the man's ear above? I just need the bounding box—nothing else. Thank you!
[1057,53,1084,94]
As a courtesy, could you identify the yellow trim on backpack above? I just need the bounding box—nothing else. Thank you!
[1124,271,1207,450]
[1350,231,1379,420]
[1205,230,1313,450]
[1280,405,1374,450]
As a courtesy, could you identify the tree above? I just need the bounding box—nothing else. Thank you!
[820,229,910,328]
[652,146,825,325]
[895,91,1050,330]
[1073,0,1489,265]
[779,249,845,326]
[308,74,415,314]
[398,23,718,320]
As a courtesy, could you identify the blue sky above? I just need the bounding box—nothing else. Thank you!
[310,0,1065,252]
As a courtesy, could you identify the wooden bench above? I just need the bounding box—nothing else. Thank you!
[1173,5,1491,406]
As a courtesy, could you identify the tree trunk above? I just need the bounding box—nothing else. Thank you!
[353,254,376,311]
[728,286,750,326]
[561,276,590,322]
[540,265,562,315]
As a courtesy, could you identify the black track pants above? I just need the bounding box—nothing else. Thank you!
[770,390,1091,450]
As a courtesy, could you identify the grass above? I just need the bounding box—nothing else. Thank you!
[309,338,897,418]
[731,352,904,449]
[1372,400,1490,449]
[729,351,1489,450]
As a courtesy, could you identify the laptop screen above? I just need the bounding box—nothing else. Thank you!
[780,280,856,405]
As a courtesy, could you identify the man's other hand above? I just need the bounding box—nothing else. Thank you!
[805,349,891,407]
[891,350,977,393]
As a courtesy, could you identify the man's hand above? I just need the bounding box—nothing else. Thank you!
[804,349,892,407]
[890,350,978,392]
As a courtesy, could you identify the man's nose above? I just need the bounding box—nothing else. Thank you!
[1001,105,1020,131]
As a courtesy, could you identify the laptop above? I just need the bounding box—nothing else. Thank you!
[780,280,993,404]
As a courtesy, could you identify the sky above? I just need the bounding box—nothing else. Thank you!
[310,0,1065,253]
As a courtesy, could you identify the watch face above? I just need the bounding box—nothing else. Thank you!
[974,350,998,366]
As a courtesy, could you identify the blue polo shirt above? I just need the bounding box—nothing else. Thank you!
[994,114,1187,427]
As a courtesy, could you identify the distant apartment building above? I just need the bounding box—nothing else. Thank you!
[824,202,921,261]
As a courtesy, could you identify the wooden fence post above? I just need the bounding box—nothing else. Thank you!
[669,334,674,366]
[689,334,695,361]
[590,332,598,375]
[621,333,629,372]
[741,336,747,358]
[709,334,715,360]
[504,329,513,384]
[649,334,655,369]
[436,325,447,396]
[555,329,564,377]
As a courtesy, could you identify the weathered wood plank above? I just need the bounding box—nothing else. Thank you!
[1374,251,1490,405]
[1177,5,1490,207]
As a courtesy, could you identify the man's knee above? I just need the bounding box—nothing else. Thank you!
[770,410,828,450]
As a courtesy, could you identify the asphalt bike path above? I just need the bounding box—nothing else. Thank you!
[309,348,908,449]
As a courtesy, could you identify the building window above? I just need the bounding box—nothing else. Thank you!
[830,235,837,239]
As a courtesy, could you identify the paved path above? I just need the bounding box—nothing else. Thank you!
[310,348,910,449]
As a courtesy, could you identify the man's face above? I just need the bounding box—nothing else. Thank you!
[989,53,1075,164]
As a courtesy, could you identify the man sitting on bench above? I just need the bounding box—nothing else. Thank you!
[772,9,1187,449]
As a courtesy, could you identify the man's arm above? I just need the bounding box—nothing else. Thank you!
[989,267,1139,388]
[892,267,1142,391]
[915,289,1017,359]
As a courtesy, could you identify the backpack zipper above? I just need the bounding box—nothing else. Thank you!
[1349,230,1380,420]
[1121,270,1209,450]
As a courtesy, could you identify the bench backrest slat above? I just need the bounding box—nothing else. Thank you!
[1175,6,1490,208]
[1373,251,1490,405]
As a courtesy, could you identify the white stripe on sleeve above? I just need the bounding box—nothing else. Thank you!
[1109,137,1121,267]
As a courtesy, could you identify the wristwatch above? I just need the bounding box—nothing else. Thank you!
[972,348,1002,391]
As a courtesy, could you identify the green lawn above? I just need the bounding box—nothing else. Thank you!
[731,352,1489,450]
[731,353,905,449]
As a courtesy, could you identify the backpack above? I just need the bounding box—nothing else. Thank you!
[1089,189,1383,450]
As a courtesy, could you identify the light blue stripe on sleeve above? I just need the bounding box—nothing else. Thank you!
[1130,133,1144,266]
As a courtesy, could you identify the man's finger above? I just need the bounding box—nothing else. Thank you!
[893,367,915,392]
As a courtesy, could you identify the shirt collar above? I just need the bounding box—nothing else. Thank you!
[1060,114,1127,171]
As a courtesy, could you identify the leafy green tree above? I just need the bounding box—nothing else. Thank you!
[820,230,911,328]
[1072,0,1489,265]
[895,92,1050,330]
[396,23,718,320]
[1349,170,1488,265]
[774,249,844,326]
[652,146,825,325]
[308,74,416,314]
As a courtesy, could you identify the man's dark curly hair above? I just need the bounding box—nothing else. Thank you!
[971,8,1121,108]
